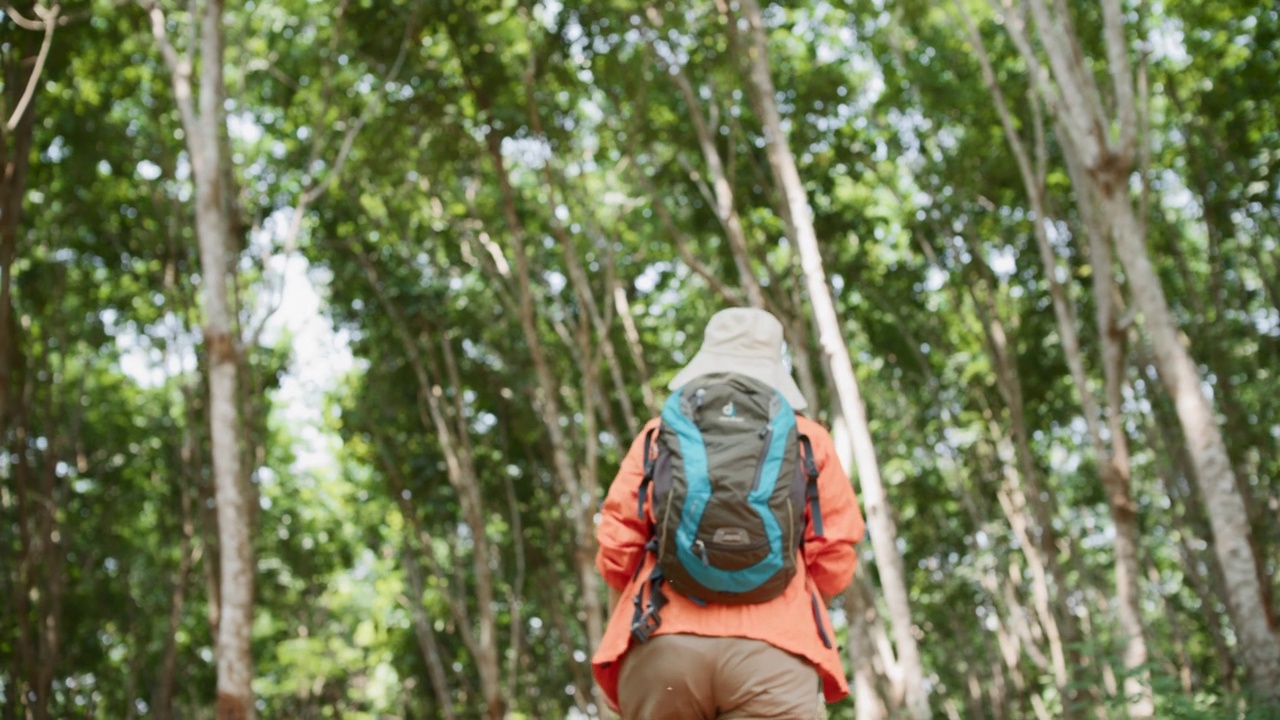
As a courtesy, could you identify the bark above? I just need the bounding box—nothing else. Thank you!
[523,65,640,437]
[11,410,43,720]
[992,450,1069,694]
[1142,403,1238,687]
[624,152,745,307]
[1101,188,1280,698]
[0,0,46,437]
[1164,78,1275,625]
[785,291,821,412]
[379,440,480,660]
[195,3,251,715]
[501,464,528,704]
[956,244,1078,705]
[612,280,658,417]
[538,513,596,717]
[728,1,930,716]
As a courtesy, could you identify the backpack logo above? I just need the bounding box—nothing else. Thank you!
[720,401,744,422]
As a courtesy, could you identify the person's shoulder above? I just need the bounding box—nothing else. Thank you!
[625,417,663,451]
[794,414,832,438]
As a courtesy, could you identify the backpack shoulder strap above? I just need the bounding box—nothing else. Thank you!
[798,434,823,538]
[637,426,659,520]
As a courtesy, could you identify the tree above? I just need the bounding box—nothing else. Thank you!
[729,1,931,717]
[141,0,254,715]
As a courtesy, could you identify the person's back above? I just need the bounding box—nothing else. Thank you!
[593,308,866,720]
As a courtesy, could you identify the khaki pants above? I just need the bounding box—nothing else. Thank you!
[617,634,819,720]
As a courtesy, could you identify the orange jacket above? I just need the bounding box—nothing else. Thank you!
[592,414,866,709]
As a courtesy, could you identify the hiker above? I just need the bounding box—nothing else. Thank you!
[592,307,866,720]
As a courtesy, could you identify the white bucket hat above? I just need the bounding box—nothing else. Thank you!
[667,307,808,410]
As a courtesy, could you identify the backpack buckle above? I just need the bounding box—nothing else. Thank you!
[630,606,662,644]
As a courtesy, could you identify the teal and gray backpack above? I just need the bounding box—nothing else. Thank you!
[630,371,823,642]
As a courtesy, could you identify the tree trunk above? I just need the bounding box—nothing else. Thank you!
[145,0,253,713]
[184,2,254,715]
[0,8,41,434]
[651,24,765,310]
[844,573,889,720]
[400,545,458,720]
[152,477,197,720]
[474,122,606,713]
[0,29,39,705]
[1067,143,1153,714]
[729,2,930,716]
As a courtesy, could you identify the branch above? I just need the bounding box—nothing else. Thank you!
[139,0,201,172]
[955,0,1037,198]
[1019,0,1109,164]
[5,3,59,133]
[988,0,1086,163]
[8,0,126,27]
[1136,47,1151,241]
[1100,0,1137,155]
[244,13,415,348]
[645,5,766,308]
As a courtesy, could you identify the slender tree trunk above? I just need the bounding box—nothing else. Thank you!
[0,31,48,703]
[192,3,252,715]
[612,281,658,417]
[1140,386,1239,688]
[144,0,253,713]
[844,572,889,720]
[960,251,1076,706]
[400,546,458,720]
[728,3,929,716]
[474,123,606,713]
[648,19,765,309]
[1069,147,1153,713]
[454,40,609,689]
[152,478,197,720]
[501,465,529,706]
[0,10,40,434]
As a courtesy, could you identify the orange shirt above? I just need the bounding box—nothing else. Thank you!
[592,415,866,710]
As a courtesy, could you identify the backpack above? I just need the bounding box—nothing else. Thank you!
[630,372,822,641]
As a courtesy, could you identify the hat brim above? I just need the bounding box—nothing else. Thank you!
[667,350,809,411]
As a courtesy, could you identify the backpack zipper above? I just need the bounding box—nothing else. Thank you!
[658,455,680,561]
[751,425,773,493]
[701,537,770,553]
[693,539,710,566]
[786,496,795,552]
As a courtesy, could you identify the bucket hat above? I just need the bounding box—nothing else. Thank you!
[667,307,808,410]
